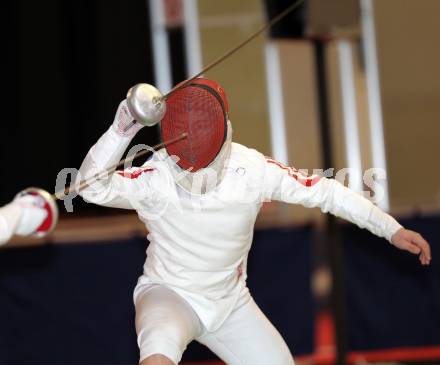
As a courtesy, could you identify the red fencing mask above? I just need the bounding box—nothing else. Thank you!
[161,78,229,172]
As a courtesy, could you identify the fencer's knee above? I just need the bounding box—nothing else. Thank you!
[135,286,201,364]
[137,331,184,365]
[136,308,194,364]
[140,353,175,365]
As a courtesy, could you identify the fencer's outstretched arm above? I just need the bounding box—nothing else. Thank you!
[263,158,431,265]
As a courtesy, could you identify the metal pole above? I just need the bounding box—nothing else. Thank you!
[314,39,349,365]
[360,0,390,211]
[148,0,173,93]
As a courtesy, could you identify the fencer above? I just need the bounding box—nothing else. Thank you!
[78,79,431,365]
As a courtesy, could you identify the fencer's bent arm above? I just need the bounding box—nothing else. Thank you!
[263,159,402,242]
[78,126,143,209]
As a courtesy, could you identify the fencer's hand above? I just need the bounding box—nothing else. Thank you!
[14,195,48,236]
[112,100,145,138]
[391,228,431,265]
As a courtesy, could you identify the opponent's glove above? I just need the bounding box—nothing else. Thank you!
[14,195,48,236]
[14,188,59,238]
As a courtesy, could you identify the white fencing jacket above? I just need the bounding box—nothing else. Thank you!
[79,127,402,331]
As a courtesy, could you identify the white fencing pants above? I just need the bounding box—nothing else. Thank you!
[135,284,294,365]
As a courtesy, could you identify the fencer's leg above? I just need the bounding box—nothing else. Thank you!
[135,285,203,365]
[196,287,294,365]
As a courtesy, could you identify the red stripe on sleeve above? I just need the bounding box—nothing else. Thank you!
[265,158,321,187]
[117,167,155,180]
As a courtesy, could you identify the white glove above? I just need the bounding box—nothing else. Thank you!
[14,195,48,236]
[112,100,145,138]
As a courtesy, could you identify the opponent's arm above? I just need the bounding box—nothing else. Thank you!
[263,157,431,265]
[0,191,55,245]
